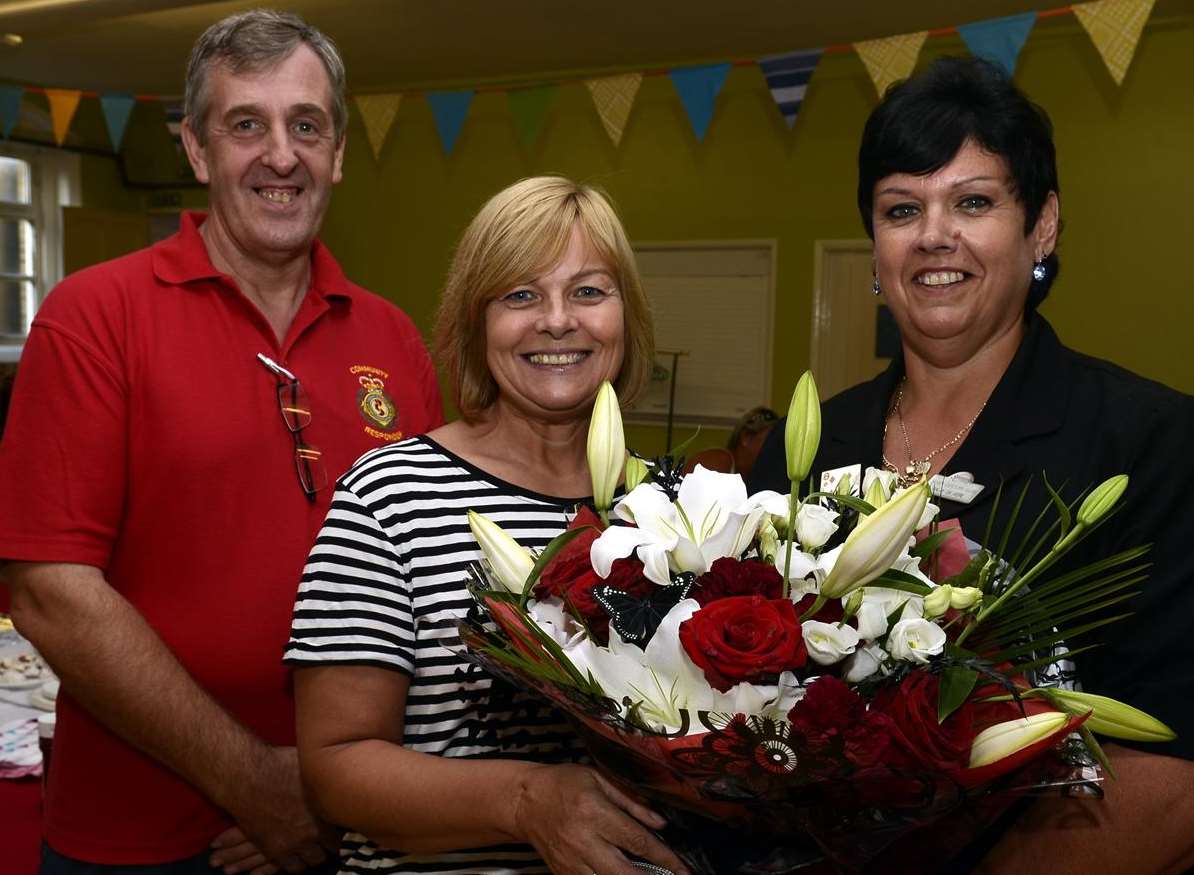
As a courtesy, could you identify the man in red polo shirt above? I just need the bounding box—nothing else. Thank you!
[0,10,442,874]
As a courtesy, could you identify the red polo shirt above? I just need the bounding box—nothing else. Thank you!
[0,212,442,862]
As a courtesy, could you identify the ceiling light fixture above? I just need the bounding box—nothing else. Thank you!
[1,34,22,47]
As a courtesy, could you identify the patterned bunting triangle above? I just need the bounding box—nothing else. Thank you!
[507,84,557,146]
[426,90,474,154]
[957,12,1037,75]
[0,85,22,138]
[853,31,929,97]
[668,62,732,141]
[354,93,402,160]
[758,49,823,129]
[44,89,81,146]
[1073,0,1156,85]
[100,93,137,151]
[585,73,642,147]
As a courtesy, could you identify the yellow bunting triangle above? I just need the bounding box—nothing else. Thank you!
[1072,0,1156,85]
[44,88,81,146]
[585,73,642,147]
[853,31,928,98]
[353,93,402,160]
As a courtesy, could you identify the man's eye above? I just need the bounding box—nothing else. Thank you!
[293,121,319,137]
[232,119,262,133]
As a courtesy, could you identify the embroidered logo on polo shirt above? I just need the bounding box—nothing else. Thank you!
[350,365,404,442]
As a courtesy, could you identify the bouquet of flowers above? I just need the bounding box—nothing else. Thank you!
[458,376,1175,874]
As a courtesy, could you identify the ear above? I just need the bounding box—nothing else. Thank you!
[1033,191,1060,257]
[180,117,210,185]
[332,133,346,185]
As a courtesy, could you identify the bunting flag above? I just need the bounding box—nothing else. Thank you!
[426,89,473,154]
[99,93,136,151]
[758,49,823,129]
[44,89,81,146]
[354,93,402,160]
[669,62,732,141]
[1073,0,1156,85]
[957,12,1038,75]
[0,85,22,138]
[585,73,642,147]
[853,31,929,97]
[507,84,557,146]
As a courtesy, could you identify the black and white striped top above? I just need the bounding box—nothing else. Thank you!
[285,435,587,874]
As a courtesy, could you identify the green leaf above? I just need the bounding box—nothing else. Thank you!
[986,614,1132,663]
[941,549,990,590]
[994,476,1034,567]
[670,427,702,460]
[870,569,933,595]
[805,491,877,517]
[519,525,593,608]
[1043,472,1072,542]
[980,481,1004,555]
[1078,724,1116,780]
[910,528,955,560]
[938,665,979,723]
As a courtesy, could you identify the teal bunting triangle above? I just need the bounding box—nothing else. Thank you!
[100,93,137,151]
[958,12,1037,75]
[668,63,732,140]
[426,90,474,154]
[0,85,23,138]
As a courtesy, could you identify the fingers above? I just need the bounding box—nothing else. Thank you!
[592,773,667,831]
[211,826,248,849]
[220,852,267,875]
[248,865,280,875]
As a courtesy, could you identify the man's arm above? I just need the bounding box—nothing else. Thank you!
[974,744,1194,875]
[4,561,327,872]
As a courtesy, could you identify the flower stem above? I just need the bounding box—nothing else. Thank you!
[782,486,799,599]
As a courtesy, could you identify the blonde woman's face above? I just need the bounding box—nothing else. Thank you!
[484,224,625,424]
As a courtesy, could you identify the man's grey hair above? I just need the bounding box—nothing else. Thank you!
[184,9,347,144]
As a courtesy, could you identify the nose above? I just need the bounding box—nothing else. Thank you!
[535,293,579,338]
[916,203,960,252]
[260,124,299,176]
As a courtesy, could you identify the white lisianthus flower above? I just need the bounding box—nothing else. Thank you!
[853,585,924,639]
[843,642,888,682]
[795,503,838,551]
[801,620,861,666]
[887,617,947,664]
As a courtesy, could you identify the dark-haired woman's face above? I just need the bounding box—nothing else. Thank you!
[871,140,1057,367]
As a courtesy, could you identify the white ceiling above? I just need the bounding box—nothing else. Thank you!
[0,0,1130,95]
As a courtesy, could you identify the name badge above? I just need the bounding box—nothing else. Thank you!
[820,464,861,497]
[930,472,984,504]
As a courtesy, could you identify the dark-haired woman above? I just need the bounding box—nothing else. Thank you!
[751,56,1194,874]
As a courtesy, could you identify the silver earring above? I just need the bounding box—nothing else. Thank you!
[1032,256,1047,282]
[872,277,881,295]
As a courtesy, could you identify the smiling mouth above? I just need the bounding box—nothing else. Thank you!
[255,187,301,205]
[915,270,969,287]
[525,352,589,366]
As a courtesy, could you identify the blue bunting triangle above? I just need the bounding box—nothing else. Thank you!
[957,12,1037,75]
[758,49,823,129]
[426,90,474,154]
[100,93,137,151]
[0,85,23,138]
[668,62,732,141]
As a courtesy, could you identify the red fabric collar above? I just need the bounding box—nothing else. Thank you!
[151,211,353,302]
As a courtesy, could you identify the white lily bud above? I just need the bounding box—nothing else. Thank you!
[758,517,780,564]
[587,382,625,513]
[1044,689,1176,742]
[1076,474,1129,528]
[784,371,821,484]
[969,711,1068,768]
[467,510,535,593]
[864,476,888,510]
[950,586,983,611]
[923,584,954,619]
[624,455,649,492]
[834,472,854,496]
[819,481,931,599]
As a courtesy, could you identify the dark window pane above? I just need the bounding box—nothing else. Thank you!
[0,218,34,277]
[0,157,31,205]
[0,279,33,336]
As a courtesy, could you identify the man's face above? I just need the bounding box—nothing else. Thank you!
[182,45,344,262]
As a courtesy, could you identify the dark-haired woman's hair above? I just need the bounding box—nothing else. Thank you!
[857,56,1061,309]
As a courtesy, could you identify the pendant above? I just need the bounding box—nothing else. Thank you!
[898,459,929,488]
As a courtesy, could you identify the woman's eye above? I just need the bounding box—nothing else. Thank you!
[501,289,536,305]
[574,285,608,300]
[884,203,918,220]
[959,195,992,212]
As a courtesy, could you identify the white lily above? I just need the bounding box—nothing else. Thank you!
[862,467,896,507]
[587,382,625,514]
[591,466,765,586]
[818,481,931,599]
[468,510,535,593]
[969,711,1068,768]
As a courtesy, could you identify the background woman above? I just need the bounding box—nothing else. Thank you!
[285,176,688,875]
[751,57,1194,874]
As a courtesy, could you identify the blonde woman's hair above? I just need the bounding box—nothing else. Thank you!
[434,176,654,421]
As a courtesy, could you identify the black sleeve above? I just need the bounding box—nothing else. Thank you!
[746,415,791,494]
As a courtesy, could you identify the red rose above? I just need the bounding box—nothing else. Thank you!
[871,671,974,772]
[693,557,783,606]
[534,506,604,599]
[793,593,845,625]
[787,675,895,769]
[679,595,806,692]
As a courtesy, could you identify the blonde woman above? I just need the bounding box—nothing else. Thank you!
[286,177,687,875]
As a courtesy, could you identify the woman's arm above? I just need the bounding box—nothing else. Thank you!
[294,663,692,875]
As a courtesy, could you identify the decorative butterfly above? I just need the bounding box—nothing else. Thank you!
[593,572,696,647]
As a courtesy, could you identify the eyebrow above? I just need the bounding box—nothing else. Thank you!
[222,102,331,121]
[876,175,1004,198]
[567,267,615,282]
